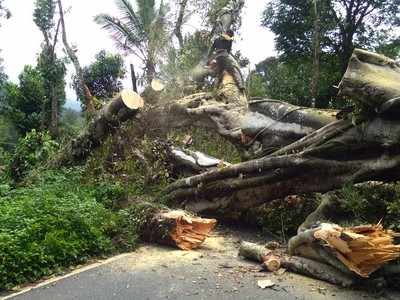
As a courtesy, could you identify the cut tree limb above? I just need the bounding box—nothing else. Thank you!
[124,201,217,251]
[239,241,355,287]
[339,48,400,112]
[142,209,217,250]
[54,90,144,165]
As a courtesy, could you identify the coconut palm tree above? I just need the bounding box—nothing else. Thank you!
[95,0,169,84]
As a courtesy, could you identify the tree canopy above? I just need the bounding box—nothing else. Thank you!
[1,66,46,135]
[74,50,126,101]
[262,0,400,71]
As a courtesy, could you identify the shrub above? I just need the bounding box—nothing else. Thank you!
[340,183,400,231]
[0,168,137,290]
[9,130,59,182]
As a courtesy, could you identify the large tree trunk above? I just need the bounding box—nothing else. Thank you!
[166,50,400,215]
[54,90,143,166]
[339,48,400,113]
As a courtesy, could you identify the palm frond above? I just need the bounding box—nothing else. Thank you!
[114,0,145,38]
[94,13,146,62]
[136,0,156,32]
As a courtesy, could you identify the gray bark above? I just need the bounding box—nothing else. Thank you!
[166,50,400,215]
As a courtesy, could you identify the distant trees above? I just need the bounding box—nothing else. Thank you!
[74,50,126,101]
[33,0,66,136]
[1,66,46,135]
[95,0,169,84]
[254,0,400,108]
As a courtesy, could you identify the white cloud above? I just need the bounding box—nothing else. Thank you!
[0,0,276,108]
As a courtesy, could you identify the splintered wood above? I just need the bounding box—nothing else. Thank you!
[314,223,400,277]
[166,211,217,250]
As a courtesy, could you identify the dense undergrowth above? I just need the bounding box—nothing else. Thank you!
[0,122,240,291]
[248,183,400,239]
[0,167,140,290]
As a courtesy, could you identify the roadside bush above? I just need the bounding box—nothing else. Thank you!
[9,130,59,182]
[0,168,138,290]
[340,183,400,231]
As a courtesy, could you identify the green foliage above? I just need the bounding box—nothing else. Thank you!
[9,130,59,182]
[260,0,400,107]
[1,66,45,135]
[59,108,84,139]
[0,116,18,152]
[168,126,241,163]
[249,195,321,238]
[95,0,170,83]
[92,182,128,210]
[249,55,341,108]
[116,201,161,249]
[0,167,138,290]
[33,0,56,33]
[37,47,67,123]
[340,183,400,231]
[160,31,210,95]
[0,54,6,85]
[263,0,400,62]
[74,50,126,101]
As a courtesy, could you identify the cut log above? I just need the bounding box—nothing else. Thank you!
[134,202,217,250]
[313,224,400,278]
[239,241,355,287]
[53,90,144,165]
[339,48,400,113]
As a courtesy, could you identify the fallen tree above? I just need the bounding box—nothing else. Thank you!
[54,90,144,166]
[166,49,400,216]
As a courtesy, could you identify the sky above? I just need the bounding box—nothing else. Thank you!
[0,0,276,110]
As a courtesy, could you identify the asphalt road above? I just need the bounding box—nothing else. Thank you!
[4,227,399,300]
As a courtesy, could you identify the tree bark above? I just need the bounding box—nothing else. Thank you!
[239,241,355,287]
[166,50,400,215]
[130,64,138,92]
[339,48,400,113]
[311,0,320,108]
[57,0,95,114]
[174,0,188,49]
[53,90,143,166]
[169,73,337,160]
[121,201,217,250]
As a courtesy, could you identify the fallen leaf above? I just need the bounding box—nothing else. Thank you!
[257,279,275,289]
